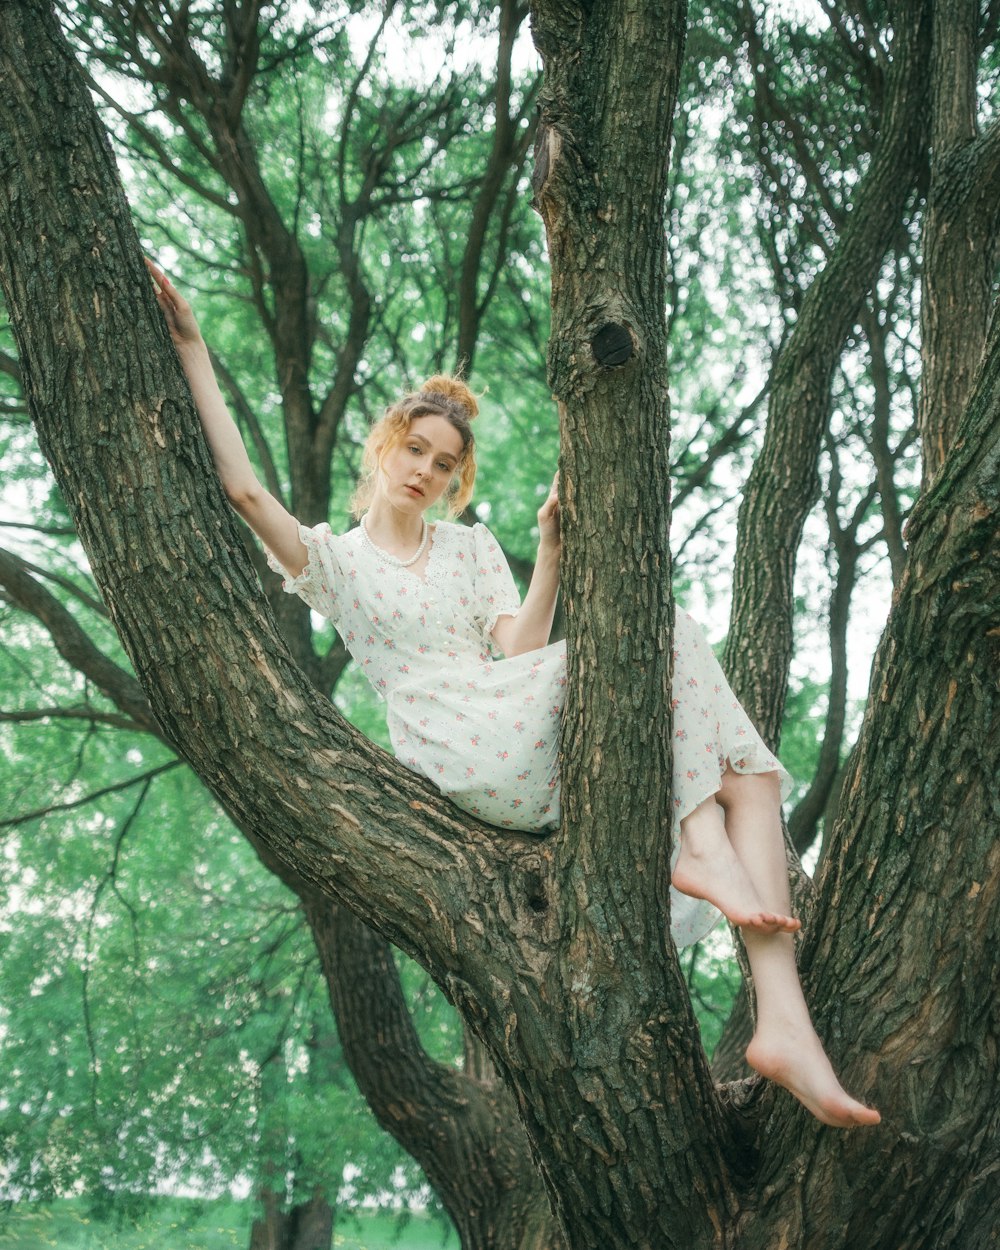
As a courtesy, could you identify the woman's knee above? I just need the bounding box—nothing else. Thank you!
[715,765,781,812]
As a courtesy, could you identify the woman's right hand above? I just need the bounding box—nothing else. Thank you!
[537,470,560,556]
[144,257,203,351]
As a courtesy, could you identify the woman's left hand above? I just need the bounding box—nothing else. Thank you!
[144,256,204,351]
[537,471,560,554]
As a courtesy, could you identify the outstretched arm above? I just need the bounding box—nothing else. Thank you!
[145,259,308,578]
[492,474,560,657]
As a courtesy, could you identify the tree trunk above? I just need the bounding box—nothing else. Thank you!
[249,1188,335,1250]
[304,896,564,1250]
[523,0,747,1242]
[736,291,1000,1250]
[917,0,1000,484]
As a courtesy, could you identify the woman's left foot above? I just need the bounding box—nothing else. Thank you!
[746,1027,881,1128]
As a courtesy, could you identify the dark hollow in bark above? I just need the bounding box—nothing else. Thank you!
[591,322,634,367]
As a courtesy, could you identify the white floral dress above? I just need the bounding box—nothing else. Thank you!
[267,519,791,947]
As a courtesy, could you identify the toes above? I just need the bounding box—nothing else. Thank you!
[740,911,800,934]
[764,912,800,932]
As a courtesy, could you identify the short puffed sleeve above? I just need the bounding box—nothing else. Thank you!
[472,521,521,637]
[265,522,342,624]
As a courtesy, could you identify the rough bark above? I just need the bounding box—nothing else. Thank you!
[526,0,750,1241]
[722,0,932,750]
[918,0,1000,484]
[741,295,1000,1250]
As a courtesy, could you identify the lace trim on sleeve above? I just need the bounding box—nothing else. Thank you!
[472,521,522,638]
[264,522,341,622]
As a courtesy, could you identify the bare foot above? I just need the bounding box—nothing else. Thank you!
[746,1027,881,1128]
[672,831,801,935]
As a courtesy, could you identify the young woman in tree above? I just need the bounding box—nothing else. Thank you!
[145,258,880,1130]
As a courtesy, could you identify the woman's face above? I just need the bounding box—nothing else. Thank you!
[377,414,465,514]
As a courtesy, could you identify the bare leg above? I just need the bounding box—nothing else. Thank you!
[741,930,881,1126]
[713,767,881,1127]
[673,794,800,934]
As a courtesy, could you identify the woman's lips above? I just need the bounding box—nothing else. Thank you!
[405,485,424,496]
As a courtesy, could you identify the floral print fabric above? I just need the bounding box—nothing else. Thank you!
[266,519,791,947]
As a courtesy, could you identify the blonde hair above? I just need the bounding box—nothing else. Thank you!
[351,375,480,519]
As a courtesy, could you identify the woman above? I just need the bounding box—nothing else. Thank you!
[146,259,880,1129]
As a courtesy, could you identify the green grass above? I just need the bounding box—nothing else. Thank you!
[0,1197,457,1250]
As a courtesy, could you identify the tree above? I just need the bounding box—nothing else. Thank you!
[2,2,999,1249]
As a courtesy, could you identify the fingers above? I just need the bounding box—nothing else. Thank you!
[144,257,189,328]
[539,471,560,518]
[144,256,177,304]
[538,473,561,542]
[143,255,167,290]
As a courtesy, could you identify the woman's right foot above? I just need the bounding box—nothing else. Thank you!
[746,1027,881,1128]
[672,829,800,934]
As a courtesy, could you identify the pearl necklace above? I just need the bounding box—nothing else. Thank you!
[360,513,431,568]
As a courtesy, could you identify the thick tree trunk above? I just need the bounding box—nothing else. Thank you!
[524,0,750,1243]
[738,299,1000,1250]
[918,0,1000,484]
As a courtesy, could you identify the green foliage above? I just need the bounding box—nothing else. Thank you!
[679,937,741,1061]
[0,1196,457,1249]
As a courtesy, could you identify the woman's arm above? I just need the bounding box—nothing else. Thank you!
[145,259,308,578]
[492,474,561,657]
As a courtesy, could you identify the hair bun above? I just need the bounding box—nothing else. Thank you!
[419,374,480,422]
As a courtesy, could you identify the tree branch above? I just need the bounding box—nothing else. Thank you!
[918,2,1000,480]
[0,760,181,830]
[304,895,563,1247]
[0,519,78,538]
[0,347,20,382]
[0,547,156,729]
[0,704,145,732]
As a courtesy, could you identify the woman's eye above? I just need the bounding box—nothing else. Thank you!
[437,462,450,472]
